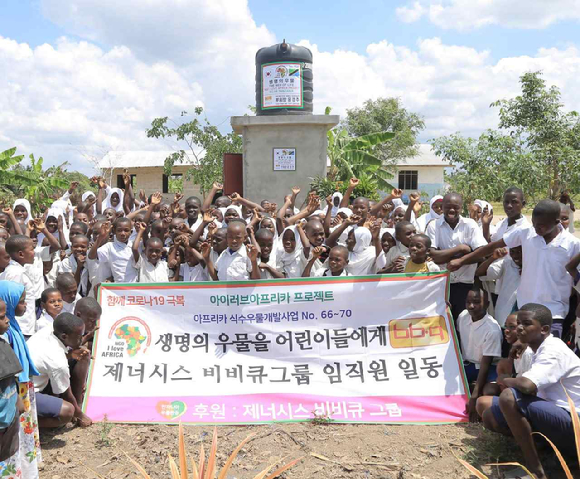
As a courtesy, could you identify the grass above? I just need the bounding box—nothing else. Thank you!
[95,415,114,448]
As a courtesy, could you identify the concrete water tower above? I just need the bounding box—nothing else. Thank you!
[230,40,339,204]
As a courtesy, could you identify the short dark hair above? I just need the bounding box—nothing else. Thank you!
[255,228,273,241]
[70,221,88,234]
[5,235,32,256]
[532,199,560,221]
[227,218,246,228]
[412,233,431,248]
[56,272,77,290]
[330,245,349,260]
[71,234,89,244]
[113,217,131,229]
[504,187,524,201]
[519,303,553,328]
[146,236,163,249]
[74,297,102,317]
[54,312,84,336]
[185,196,201,206]
[395,220,413,234]
[443,192,463,204]
[468,287,488,304]
[41,288,60,303]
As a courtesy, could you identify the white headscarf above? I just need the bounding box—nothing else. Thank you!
[38,206,69,247]
[259,217,279,243]
[82,191,97,216]
[330,192,343,217]
[13,199,32,222]
[104,187,125,213]
[416,195,443,233]
[277,226,305,278]
[223,205,243,224]
[336,207,353,218]
[347,226,375,275]
[474,200,493,226]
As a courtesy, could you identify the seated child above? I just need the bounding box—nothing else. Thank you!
[202,221,260,281]
[475,312,533,419]
[131,222,169,282]
[475,246,522,327]
[56,273,81,313]
[404,234,440,273]
[276,224,310,278]
[0,299,23,463]
[303,246,349,277]
[74,297,101,350]
[458,288,503,422]
[378,221,416,273]
[28,312,92,428]
[37,288,63,331]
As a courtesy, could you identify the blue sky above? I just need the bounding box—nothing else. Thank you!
[1,0,579,174]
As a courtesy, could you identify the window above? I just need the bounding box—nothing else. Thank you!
[398,170,418,190]
[117,174,137,189]
[162,173,183,194]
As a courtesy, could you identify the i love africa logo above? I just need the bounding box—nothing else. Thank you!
[108,316,152,357]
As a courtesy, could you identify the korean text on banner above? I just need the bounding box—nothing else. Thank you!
[84,273,469,424]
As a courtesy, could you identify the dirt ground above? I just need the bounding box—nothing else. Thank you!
[39,421,572,479]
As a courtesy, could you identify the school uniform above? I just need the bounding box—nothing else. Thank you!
[490,335,580,458]
[25,246,52,302]
[179,263,208,282]
[132,256,170,283]
[0,261,37,336]
[491,216,530,242]
[426,216,487,321]
[61,293,82,314]
[313,268,349,277]
[503,224,580,335]
[97,239,138,283]
[36,311,55,332]
[479,256,521,327]
[215,245,253,281]
[57,255,90,297]
[383,243,409,270]
[514,347,533,377]
[457,311,502,383]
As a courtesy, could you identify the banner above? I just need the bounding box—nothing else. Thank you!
[84,273,469,424]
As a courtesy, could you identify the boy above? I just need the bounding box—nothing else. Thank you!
[475,246,522,327]
[131,222,169,282]
[458,288,503,422]
[202,222,261,281]
[58,234,91,297]
[185,196,203,231]
[484,304,580,479]
[176,235,208,282]
[303,246,350,277]
[0,235,36,336]
[56,273,81,313]
[449,199,580,336]
[487,187,529,243]
[404,234,440,273]
[28,312,92,428]
[74,297,102,350]
[37,288,63,331]
[426,193,488,321]
[89,218,138,283]
[0,299,23,463]
[378,221,416,273]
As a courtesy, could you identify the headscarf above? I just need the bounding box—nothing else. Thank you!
[330,192,343,217]
[222,205,243,224]
[13,198,32,222]
[416,195,443,233]
[82,191,97,215]
[0,281,39,382]
[277,225,304,273]
[104,187,125,213]
[259,217,279,243]
[336,207,353,218]
[474,200,493,226]
[38,205,70,246]
[347,226,375,275]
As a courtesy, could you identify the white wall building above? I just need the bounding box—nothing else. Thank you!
[394,144,451,198]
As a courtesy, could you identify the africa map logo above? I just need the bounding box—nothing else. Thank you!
[108,316,152,356]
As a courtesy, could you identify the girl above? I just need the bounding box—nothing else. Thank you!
[276,223,310,278]
[416,195,443,233]
[37,288,63,331]
[345,227,376,275]
[12,200,31,223]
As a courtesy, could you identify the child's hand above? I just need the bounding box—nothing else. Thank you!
[203,210,214,223]
[2,206,12,215]
[326,194,333,206]
[173,192,184,204]
[98,177,107,189]
[123,170,131,187]
[90,175,99,185]
[99,221,112,238]
[346,214,361,226]
[86,194,96,206]
[213,182,223,190]
[291,186,301,196]
[247,244,259,262]
[137,222,147,233]
[349,177,359,188]
[492,248,508,260]
[363,215,377,229]
[296,220,304,231]
[177,223,191,234]
[70,347,91,361]
[312,246,324,259]
[230,192,241,203]
[393,256,406,273]
[268,203,277,214]
[207,221,217,233]
[77,254,86,267]
[409,192,420,203]
[33,218,45,232]
[391,188,403,199]
[139,189,147,203]
[69,181,79,192]
[200,241,211,259]
[482,206,493,226]
[57,215,64,230]
[151,192,163,205]
[331,216,342,227]
[447,258,462,272]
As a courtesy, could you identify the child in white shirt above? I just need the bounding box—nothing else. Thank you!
[37,288,63,331]
[131,222,169,283]
[56,273,81,314]
[276,224,310,278]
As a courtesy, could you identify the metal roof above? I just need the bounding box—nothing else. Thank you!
[397,144,452,167]
[97,150,202,169]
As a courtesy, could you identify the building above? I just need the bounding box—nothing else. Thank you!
[97,150,203,200]
[394,144,452,198]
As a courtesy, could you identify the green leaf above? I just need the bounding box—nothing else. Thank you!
[343,131,395,151]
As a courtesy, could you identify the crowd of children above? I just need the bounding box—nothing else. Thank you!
[1,174,580,479]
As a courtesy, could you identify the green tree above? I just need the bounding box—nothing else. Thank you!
[146,107,242,196]
[432,72,580,203]
[344,97,425,166]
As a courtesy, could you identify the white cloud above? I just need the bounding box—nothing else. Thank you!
[396,0,580,30]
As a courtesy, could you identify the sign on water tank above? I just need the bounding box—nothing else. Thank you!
[261,62,303,109]
[273,148,296,171]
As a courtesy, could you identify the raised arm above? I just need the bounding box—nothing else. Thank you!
[34,218,61,254]
[200,242,218,281]
[88,221,111,260]
[143,192,162,225]
[247,244,261,280]
[326,215,359,248]
[230,192,265,213]
[2,207,22,235]
[289,186,300,212]
[202,182,222,212]
[404,192,420,223]
[481,206,494,243]
[122,171,134,216]
[370,189,402,217]
[295,221,310,258]
[286,193,319,225]
[323,194,334,237]
[302,247,323,277]
[56,216,68,250]
[132,223,146,263]
[95,177,107,215]
[340,178,359,208]
[276,195,293,234]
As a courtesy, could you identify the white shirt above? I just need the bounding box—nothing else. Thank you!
[0,261,37,335]
[132,256,169,283]
[25,246,51,300]
[61,293,82,314]
[276,247,308,279]
[523,335,580,411]
[97,240,138,283]
[383,243,410,269]
[180,263,208,282]
[514,347,533,377]
[28,327,70,394]
[58,255,90,297]
[215,245,253,281]
[426,216,487,284]
[504,225,580,319]
[491,216,530,242]
[36,311,55,332]
[313,268,349,277]
[457,311,503,366]
[480,257,521,327]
